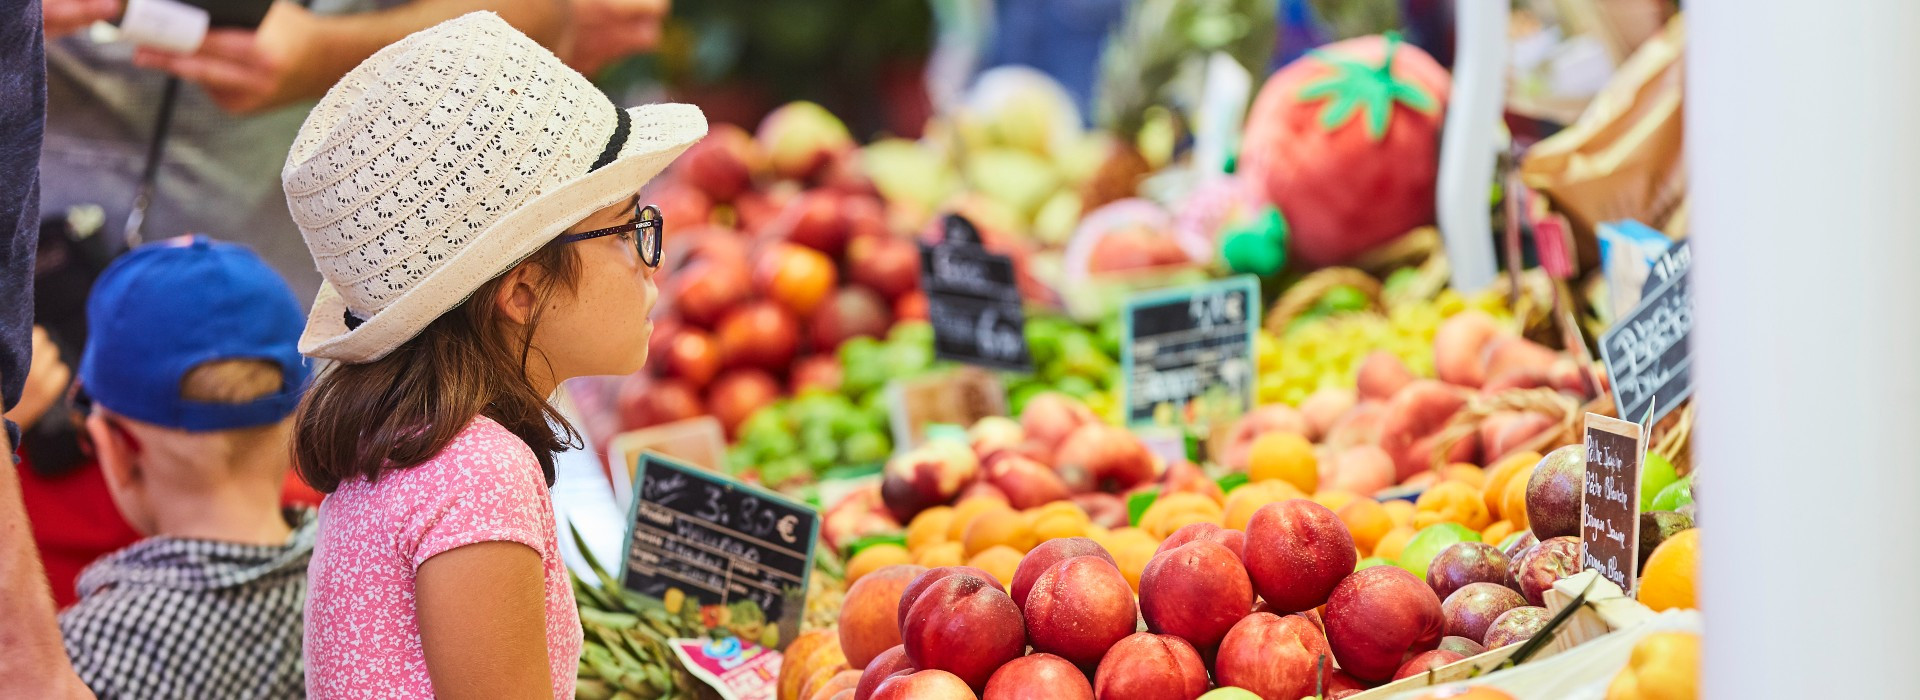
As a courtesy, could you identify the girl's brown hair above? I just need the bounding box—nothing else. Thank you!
[293,242,583,493]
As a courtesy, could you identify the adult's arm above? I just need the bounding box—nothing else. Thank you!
[0,428,96,699]
[134,0,570,115]
[415,541,556,699]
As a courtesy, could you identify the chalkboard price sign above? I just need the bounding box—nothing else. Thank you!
[1602,239,1692,426]
[920,214,1032,371]
[622,454,818,651]
[1581,413,1644,596]
[1121,276,1259,426]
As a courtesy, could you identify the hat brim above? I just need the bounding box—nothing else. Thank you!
[298,103,706,364]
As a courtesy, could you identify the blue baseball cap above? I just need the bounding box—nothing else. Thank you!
[79,236,311,432]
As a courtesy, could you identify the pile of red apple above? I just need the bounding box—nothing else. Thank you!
[617,102,929,438]
[798,496,1490,700]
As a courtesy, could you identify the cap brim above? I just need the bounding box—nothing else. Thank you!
[299,102,706,364]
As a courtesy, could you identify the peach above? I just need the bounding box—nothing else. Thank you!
[1323,565,1445,682]
[1092,633,1211,700]
[1440,582,1526,643]
[1020,392,1099,456]
[681,123,759,202]
[1327,445,1396,496]
[967,547,1026,595]
[757,100,854,181]
[963,510,1036,556]
[1437,635,1487,658]
[1477,412,1557,464]
[1072,492,1129,529]
[854,645,915,700]
[1481,606,1547,648]
[898,566,1006,630]
[1244,500,1357,613]
[1358,351,1415,401]
[1213,612,1332,700]
[870,669,978,700]
[1426,542,1513,601]
[958,480,1011,504]
[801,665,854,700]
[1140,541,1254,654]
[1011,537,1115,608]
[1025,556,1139,670]
[983,452,1073,509]
[1379,381,1470,481]
[1323,402,1385,450]
[1154,522,1247,561]
[841,564,929,669]
[1300,388,1359,441]
[1218,404,1312,470]
[1161,459,1226,505]
[1482,338,1559,383]
[782,629,847,700]
[969,417,1028,458]
[1433,311,1502,388]
[807,669,864,700]
[1055,424,1157,493]
[1393,649,1466,681]
[882,441,981,522]
[1510,536,1581,606]
[1524,446,1584,540]
[901,573,1027,691]
[982,653,1095,700]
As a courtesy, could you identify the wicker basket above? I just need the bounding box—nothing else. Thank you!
[1428,388,1585,470]
[1263,267,1385,335]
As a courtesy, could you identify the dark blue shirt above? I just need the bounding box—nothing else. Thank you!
[2,0,46,450]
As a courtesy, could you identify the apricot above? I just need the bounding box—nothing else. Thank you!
[1415,481,1492,530]
[966,546,1025,593]
[963,510,1036,556]
[907,506,956,553]
[1374,525,1416,561]
[1337,498,1395,553]
[847,544,914,585]
[949,497,1014,542]
[1223,479,1306,530]
[915,542,965,568]
[1028,501,1092,541]
[839,564,928,669]
[1138,492,1224,540]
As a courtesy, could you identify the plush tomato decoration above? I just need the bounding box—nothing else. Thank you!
[1241,33,1450,267]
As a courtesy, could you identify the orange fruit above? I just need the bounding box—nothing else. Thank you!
[1139,492,1225,540]
[913,541,965,568]
[906,506,954,553]
[1382,499,1417,528]
[1248,432,1319,493]
[1028,502,1091,541]
[1442,463,1486,489]
[1607,631,1699,700]
[1482,451,1541,519]
[1224,480,1307,530]
[1312,489,1361,513]
[1337,498,1395,553]
[1638,528,1698,612]
[1501,469,1531,532]
[966,545,1025,590]
[962,510,1036,556]
[1415,481,1492,530]
[948,496,1012,542]
[845,544,913,585]
[1481,520,1515,546]
[1110,538,1160,593]
[1373,526,1416,561]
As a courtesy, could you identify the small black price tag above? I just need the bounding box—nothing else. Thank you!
[919,215,1032,371]
[621,454,818,650]
[1581,413,1644,596]
[1602,240,1693,426]
[1122,275,1259,427]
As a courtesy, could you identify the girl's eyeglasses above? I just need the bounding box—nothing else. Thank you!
[558,198,663,268]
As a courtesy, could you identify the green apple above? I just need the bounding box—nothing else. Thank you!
[1355,556,1395,572]
[1396,523,1482,581]
[1651,475,1694,512]
[1198,688,1263,700]
[1639,453,1679,512]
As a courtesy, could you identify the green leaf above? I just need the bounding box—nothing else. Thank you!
[1127,487,1162,527]
[843,532,907,560]
[1216,472,1251,494]
[1293,31,1439,142]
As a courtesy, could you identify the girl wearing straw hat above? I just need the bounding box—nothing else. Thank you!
[281,13,705,699]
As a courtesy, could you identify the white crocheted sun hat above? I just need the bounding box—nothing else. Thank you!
[283,11,706,363]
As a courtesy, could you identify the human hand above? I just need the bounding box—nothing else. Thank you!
[564,0,670,76]
[129,1,319,115]
[4,327,71,432]
[43,0,121,40]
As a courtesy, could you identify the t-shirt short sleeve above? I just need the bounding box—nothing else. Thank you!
[399,420,553,570]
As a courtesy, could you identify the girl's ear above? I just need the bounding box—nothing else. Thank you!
[492,263,542,326]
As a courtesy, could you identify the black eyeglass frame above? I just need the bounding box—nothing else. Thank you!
[558,199,663,268]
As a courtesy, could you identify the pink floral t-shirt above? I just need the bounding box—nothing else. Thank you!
[305,416,582,699]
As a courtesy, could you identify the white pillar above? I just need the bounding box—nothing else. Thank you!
[1690,1,1920,697]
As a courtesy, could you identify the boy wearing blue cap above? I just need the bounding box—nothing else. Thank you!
[59,235,315,699]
